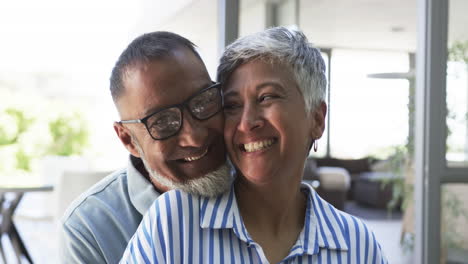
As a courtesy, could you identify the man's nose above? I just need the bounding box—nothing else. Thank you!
[177,109,208,147]
[238,104,264,132]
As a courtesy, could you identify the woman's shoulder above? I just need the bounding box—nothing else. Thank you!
[302,183,383,247]
[335,210,383,249]
[158,189,194,202]
[150,189,202,215]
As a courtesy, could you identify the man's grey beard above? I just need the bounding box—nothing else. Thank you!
[133,137,232,197]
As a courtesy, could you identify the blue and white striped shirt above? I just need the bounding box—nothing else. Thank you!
[121,183,388,263]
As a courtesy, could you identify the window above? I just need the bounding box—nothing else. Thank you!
[315,49,410,159]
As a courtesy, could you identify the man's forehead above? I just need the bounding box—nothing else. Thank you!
[116,52,210,119]
[117,66,170,118]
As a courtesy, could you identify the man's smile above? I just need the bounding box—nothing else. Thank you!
[182,148,208,162]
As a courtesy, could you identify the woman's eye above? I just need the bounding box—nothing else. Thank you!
[224,102,240,110]
[259,94,278,102]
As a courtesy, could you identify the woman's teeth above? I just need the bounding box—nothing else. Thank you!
[184,148,208,162]
[243,139,275,153]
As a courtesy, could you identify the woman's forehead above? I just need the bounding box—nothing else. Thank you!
[223,60,298,94]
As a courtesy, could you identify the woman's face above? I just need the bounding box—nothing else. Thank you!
[223,59,326,185]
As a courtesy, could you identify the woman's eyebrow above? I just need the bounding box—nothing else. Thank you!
[223,80,286,100]
[223,90,239,100]
[256,81,287,93]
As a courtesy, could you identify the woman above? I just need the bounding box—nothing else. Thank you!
[121,27,387,264]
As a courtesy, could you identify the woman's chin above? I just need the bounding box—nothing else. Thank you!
[237,169,276,185]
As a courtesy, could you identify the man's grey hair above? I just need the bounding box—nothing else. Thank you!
[217,26,327,112]
[131,134,232,197]
[110,31,203,103]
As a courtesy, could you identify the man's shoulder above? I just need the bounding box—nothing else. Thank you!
[60,168,132,225]
[59,168,147,264]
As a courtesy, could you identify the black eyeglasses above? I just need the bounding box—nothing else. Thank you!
[119,82,223,140]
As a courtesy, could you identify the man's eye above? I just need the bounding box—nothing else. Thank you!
[152,118,167,128]
[194,97,213,107]
[192,105,206,114]
[150,115,175,129]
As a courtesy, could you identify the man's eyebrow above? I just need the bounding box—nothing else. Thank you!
[142,105,162,118]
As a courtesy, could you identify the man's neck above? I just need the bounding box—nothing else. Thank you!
[130,155,167,193]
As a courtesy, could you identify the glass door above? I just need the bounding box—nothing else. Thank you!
[415,0,468,263]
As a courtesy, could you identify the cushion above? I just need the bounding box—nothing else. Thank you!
[317,166,351,191]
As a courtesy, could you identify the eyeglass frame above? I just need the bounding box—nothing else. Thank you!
[118,82,224,140]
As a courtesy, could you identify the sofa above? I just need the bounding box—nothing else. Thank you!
[303,157,351,210]
[303,156,397,210]
[314,157,376,200]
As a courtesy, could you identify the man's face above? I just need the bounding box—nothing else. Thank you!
[114,48,227,194]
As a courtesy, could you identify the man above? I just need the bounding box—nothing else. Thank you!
[59,32,232,263]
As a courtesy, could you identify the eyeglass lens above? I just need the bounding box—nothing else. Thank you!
[188,87,221,119]
[146,108,182,139]
[146,86,221,139]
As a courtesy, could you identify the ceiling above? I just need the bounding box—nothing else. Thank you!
[300,0,468,52]
[299,0,418,52]
[142,0,468,53]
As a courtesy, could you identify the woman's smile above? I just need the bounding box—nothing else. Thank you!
[240,138,277,153]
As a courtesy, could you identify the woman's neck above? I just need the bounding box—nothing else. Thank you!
[234,177,307,263]
[235,178,305,228]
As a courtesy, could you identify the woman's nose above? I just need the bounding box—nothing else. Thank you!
[238,104,264,132]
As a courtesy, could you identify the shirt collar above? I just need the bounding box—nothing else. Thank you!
[199,182,349,256]
[199,185,236,228]
[199,185,254,244]
[302,183,349,254]
[127,155,160,215]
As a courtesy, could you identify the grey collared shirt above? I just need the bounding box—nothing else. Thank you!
[59,156,160,264]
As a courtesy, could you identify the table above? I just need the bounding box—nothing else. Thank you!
[0,185,53,264]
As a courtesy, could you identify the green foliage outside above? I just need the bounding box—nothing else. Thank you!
[442,189,468,251]
[375,146,413,218]
[448,40,468,64]
[15,149,32,171]
[0,107,89,173]
[0,108,33,146]
[396,39,468,254]
[443,39,468,255]
[47,113,89,156]
[0,108,35,171]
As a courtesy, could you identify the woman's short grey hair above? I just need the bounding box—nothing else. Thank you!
[217,26,327,112]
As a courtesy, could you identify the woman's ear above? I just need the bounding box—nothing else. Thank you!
[309,101,327,139]
[113,122,141,158]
